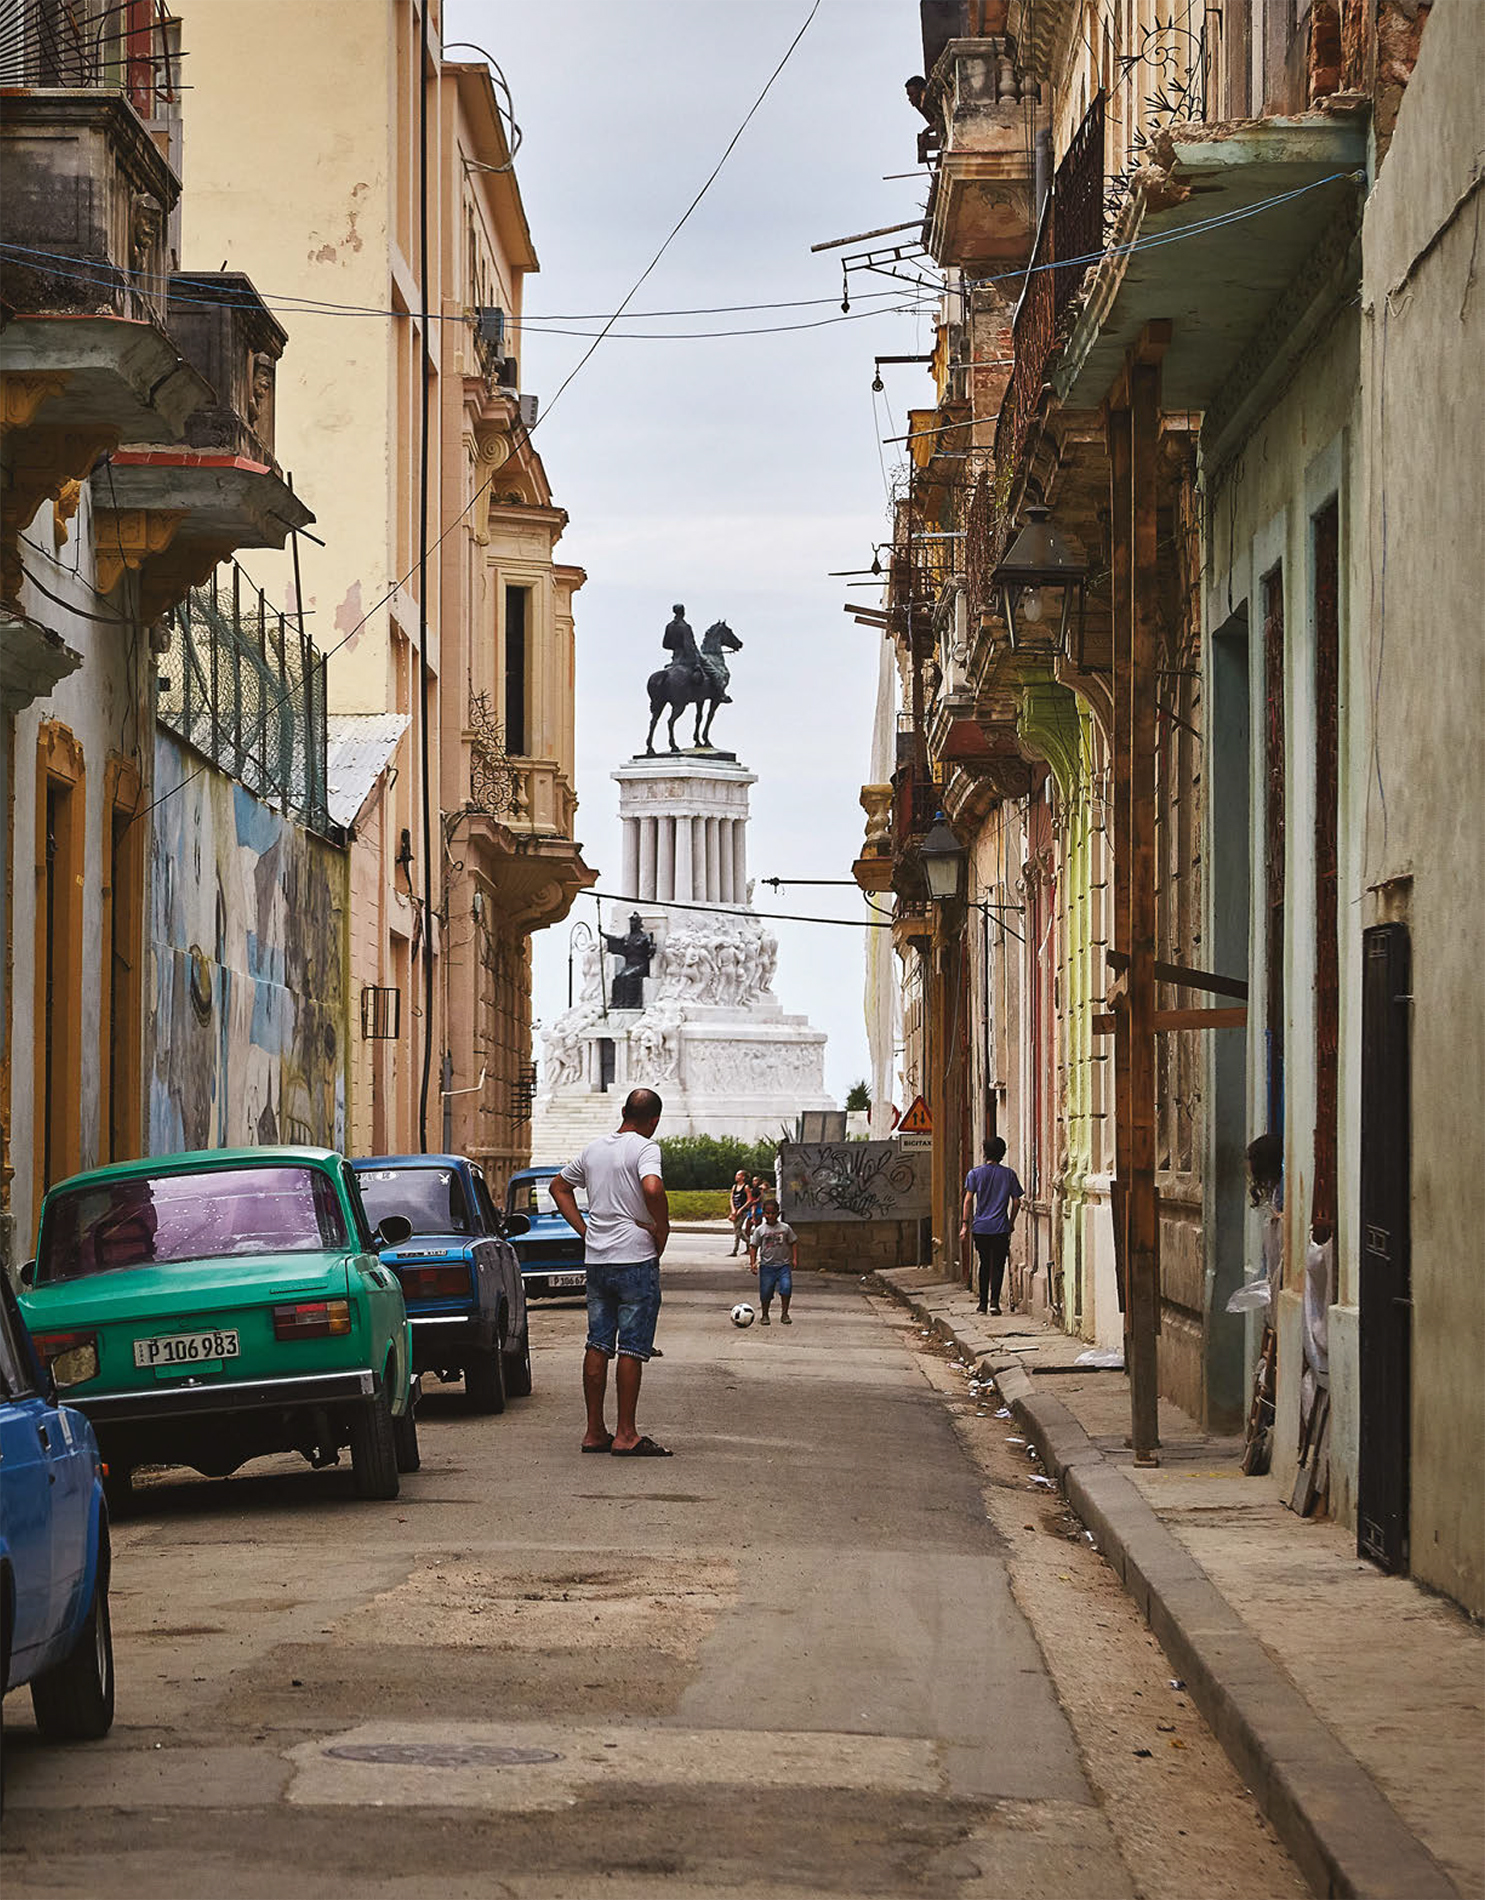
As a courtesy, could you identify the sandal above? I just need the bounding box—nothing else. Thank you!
[610,1435,673,1458]
[581,1434,614,1453]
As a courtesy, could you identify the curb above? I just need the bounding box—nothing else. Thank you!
[871,1269,1460,1900]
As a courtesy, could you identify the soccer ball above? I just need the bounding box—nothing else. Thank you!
[730,1302,756,1328]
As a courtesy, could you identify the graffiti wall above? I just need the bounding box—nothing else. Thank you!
[779,1140,929,1223]
[150,730,348,1155]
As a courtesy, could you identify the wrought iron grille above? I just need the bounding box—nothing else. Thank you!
[0,0,179,109]
[160,563,331,835]
[467,690,520,816]
[993,205,1056,505]
[360,986,401,1041]
[1053,90,1105,321]
[510,1061,537,1126]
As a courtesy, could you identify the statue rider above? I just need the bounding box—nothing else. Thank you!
[663,602,729,705]
[602,911,656,1011]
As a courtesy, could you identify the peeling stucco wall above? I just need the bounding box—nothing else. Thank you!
[149,730,348,1156]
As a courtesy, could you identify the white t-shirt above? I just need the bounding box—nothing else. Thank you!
[559,1132,664,1267]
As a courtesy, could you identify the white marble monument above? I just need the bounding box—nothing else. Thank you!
[533,752,834,1155]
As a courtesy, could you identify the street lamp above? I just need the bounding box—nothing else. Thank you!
[991,504,1088,658]
[918,810,966,902]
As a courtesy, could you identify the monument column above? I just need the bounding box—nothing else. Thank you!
[621,819,640,899]
[656,817,674,900]
[675,814,694,901]
[639,816,657,901]
[732,817,747,904]
[718,820,734,904]
[704,817,720,905]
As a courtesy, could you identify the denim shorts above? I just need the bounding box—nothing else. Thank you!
[585,1259,661,1361]
[757,1258,793,1305]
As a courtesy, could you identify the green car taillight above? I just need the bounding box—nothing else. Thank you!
[32,1329,100,1387]
[272,1299,352,1341]
[399,1265,468,1300]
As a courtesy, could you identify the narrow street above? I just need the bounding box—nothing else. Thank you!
[2,1234,1301,1900]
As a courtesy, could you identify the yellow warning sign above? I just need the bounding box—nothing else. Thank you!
[898,1094,933,1134]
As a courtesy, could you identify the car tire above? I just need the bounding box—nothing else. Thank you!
[464,1344,506,1415]
[393,1382,421,1473]
[348,1383,401,1499]
[102,1463,134,1519]
[504,1328,533,1399]
[30,1527,115,1742]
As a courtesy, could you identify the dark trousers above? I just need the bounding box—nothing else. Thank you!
[973,1232,1011,1310]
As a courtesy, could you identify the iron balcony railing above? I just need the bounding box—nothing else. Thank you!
[0,0,179,113]
[160,563,331,836]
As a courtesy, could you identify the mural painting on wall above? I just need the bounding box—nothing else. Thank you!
[779,1141,929,1223]
[150,732,348,1154]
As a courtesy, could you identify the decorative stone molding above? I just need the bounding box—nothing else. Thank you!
[0,371,71,437]
[93,508,186,595]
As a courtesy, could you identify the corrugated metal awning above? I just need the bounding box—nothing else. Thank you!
[325,712,409,830]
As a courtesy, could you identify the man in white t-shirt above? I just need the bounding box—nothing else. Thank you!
[550,1088,672,1457]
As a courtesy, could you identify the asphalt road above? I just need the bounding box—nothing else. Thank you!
[1,1234,1302,1898]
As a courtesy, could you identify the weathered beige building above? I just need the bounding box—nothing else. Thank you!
[180,1,592,1183]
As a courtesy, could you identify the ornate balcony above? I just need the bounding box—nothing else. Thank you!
[0,88,211,600]
[921,38,1046,273]
[103,273,313,617]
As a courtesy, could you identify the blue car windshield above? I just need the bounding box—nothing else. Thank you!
[356,1166,474,1238]
[509,1176,585,1217]
[37,1166,348,1283]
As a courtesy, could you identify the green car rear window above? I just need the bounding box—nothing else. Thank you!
[37,1166,349,1283]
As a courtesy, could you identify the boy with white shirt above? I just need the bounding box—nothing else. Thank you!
[551,1088,673,1457]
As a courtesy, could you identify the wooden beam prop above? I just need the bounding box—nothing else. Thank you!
[1104,950,1249,1000]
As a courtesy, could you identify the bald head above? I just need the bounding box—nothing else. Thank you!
[621,1087,663,1134]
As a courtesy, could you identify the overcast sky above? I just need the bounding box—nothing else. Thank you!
[447,0,932,1104]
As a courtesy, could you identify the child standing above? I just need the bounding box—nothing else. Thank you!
[748,1197,798,1325]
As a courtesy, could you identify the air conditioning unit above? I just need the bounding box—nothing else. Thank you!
[519,393,539,428]
[498,354,518,388]
[474,306,506,353]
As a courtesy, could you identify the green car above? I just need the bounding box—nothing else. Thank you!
[18,1147,418,1507]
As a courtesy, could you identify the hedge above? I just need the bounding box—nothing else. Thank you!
[658,1134,778,1190]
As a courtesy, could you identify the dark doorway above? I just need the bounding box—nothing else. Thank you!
[597,1038,616,1092]
[1358,922,1411,1574]
[504,584,528,757]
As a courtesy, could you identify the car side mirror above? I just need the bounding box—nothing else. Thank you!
[374,1215,413,1248]
[502,1213,530,1238]
[19,1259,36,1287]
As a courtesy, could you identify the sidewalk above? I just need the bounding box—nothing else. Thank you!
[874,1266,1484,1900]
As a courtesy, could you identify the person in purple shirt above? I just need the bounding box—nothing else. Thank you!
[960,1136,1024,1316]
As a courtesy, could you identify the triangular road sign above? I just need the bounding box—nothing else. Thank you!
[899,1093,933,1134]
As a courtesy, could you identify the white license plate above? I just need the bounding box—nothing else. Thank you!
[546,1273,584,1290]
[133,1329,240,1369]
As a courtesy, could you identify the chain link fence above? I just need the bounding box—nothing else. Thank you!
[159,562,330,834]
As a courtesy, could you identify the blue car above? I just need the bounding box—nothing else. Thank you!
[1,1272,114,1749]
[505,1167,587,1300]
[351,1155,531,1414]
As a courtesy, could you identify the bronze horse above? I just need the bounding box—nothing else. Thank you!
[644,619,742,754]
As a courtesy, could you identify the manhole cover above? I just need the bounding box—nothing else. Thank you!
[324,1741,561,1769]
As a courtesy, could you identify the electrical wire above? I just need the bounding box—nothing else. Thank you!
[535,0,822,424]
[0,240,933,337]
[586,889,893,930]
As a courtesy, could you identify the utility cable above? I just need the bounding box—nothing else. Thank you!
[586,889,894,930]
[536,0,822,425]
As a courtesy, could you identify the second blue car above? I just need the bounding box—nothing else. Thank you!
[352,1155,531,1414]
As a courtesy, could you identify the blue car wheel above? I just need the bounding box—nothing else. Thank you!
[30,1527,115,1742]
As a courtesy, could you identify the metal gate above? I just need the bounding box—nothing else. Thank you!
[1357,922,1411,1573]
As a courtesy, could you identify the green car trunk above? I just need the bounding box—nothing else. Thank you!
[19,1149,413,1494]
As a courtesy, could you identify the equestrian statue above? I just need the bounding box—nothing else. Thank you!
[644,603,743,755]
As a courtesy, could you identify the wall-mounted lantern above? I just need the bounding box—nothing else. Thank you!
[918,810,966,903]
[992,504,1088,658]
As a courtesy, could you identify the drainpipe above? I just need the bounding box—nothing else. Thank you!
[416,0,436,1151]
[1034,128,1053,226]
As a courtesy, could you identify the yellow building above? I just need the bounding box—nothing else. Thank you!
[179,1,592,1181]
